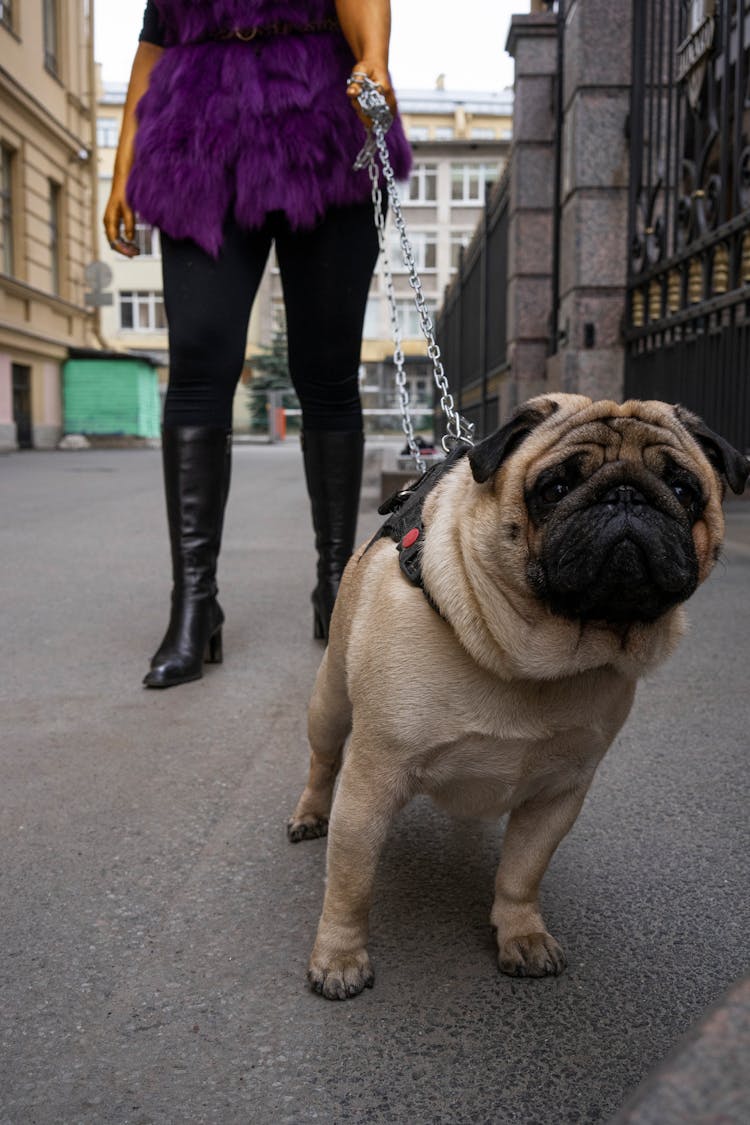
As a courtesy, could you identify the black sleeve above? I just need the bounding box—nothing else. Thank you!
[139,1,166,47]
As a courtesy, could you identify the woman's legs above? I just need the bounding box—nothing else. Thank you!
[161,217,273,427]
[145,219,273,687]
[275,203,380,638]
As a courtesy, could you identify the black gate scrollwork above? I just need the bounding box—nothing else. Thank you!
[626,0,750,453]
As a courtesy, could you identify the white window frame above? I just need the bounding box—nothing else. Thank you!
[388,228,437,273]
[395,298,436,338]
[405,163,438,205]
[119,290,166,332]
[362,296,382,340]
[133,222,160,258]
[96,117,120,149]
[450,162,498,205]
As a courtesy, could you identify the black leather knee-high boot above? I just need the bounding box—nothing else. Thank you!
[143,426,232,688]
[301,429,364,641]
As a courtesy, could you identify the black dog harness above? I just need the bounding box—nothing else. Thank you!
[363,445,470,617]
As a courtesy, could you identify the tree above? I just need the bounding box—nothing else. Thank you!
[246,324,300,431]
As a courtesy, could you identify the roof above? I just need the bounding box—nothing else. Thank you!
[398,88,514,116]
[100,82,127,105]
[67,347,160,368]
[99,81,514,117]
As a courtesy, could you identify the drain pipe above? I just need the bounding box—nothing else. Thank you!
[550,0,565,355]
[86,1,111,351]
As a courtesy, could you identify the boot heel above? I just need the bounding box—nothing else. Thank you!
[312,603,326,641]
[205,627,223,664]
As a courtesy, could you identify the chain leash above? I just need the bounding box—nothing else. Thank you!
[352,75,475,473]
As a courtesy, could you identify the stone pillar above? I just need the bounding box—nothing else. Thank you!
[504,12,558,416]
[546,0,633,401]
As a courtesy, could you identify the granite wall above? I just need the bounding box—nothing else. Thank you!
[505,0,634,407]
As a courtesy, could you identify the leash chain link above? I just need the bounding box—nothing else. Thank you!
[352,76,474,471]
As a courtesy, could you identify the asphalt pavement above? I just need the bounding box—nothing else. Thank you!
[1,442,748,1125]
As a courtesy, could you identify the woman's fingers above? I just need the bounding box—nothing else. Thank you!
[347,59,398,124]
[103,191,139,257]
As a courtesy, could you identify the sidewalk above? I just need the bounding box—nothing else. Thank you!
[1,443,748,1124]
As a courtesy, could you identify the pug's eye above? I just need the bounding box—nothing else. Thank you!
[539,479,570,505]
[670,479,697,509]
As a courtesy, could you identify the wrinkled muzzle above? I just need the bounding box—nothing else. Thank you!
[528,472,700,624]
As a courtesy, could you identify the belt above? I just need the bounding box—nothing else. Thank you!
[207,19,340,43]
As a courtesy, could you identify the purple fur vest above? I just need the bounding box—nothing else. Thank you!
[127,0,412,256]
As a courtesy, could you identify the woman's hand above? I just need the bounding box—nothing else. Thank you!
[101,41,163,257]
[336,0,396,125]
[346,59,397,126]
[103,178,139,257]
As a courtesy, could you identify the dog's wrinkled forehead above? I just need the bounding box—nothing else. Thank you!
[535,413,683,477]
[469,394,748,494]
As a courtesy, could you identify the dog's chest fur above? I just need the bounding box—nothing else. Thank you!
[344,552,636,820]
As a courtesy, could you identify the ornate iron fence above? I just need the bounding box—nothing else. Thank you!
[625,0,750,452]
[435,167,510,440]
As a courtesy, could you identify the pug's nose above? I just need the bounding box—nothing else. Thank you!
[603,484,647,508]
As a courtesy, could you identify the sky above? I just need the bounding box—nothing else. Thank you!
[94,1,523,92]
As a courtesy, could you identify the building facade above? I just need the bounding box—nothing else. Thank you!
[438,0,750,456]
[95,78,511,433]
[0,0,97,450]
[360,86,512,429]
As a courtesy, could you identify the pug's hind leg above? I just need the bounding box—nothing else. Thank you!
[491,780,592,978]
[308,750,405,999]
[288,646,351,843]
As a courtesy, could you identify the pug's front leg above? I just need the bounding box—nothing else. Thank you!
[491,779,593,978]
[308,751,405,1000]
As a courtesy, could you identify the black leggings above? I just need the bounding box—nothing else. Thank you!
[160,203,379,432]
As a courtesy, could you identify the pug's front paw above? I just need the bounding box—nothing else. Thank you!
[497,932,567,978]
[307,949,375,1000]
[287,814,328,843]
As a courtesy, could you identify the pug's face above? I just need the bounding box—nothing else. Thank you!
[468,395,748,627]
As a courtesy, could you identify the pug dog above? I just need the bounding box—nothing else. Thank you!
[288,394,748,1000]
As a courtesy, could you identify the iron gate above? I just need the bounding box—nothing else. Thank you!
[625,0,750,453]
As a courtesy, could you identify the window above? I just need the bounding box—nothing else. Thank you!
[470,127,496,140]
[43,0,59,76]
[1,144,14,275]
[119,290,167,331]
[412,378,430,406]
[406,163,438,204]
[388,229,437,272]
[133,221,159,257]
[450,231,473,272]
[363,297,382,339]
[49,180,61,294]
[96,117,120,148]
[0,1,14,33]
[396,299,435,338]
[407,126,429,142]
[435,126,454,141]
[450,162,498,204]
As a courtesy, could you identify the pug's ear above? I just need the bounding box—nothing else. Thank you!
[469,402,557,484]
[674,406,749,495]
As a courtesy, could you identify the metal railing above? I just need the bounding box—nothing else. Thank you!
[435,165,511,441]
[625,0,750,453]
